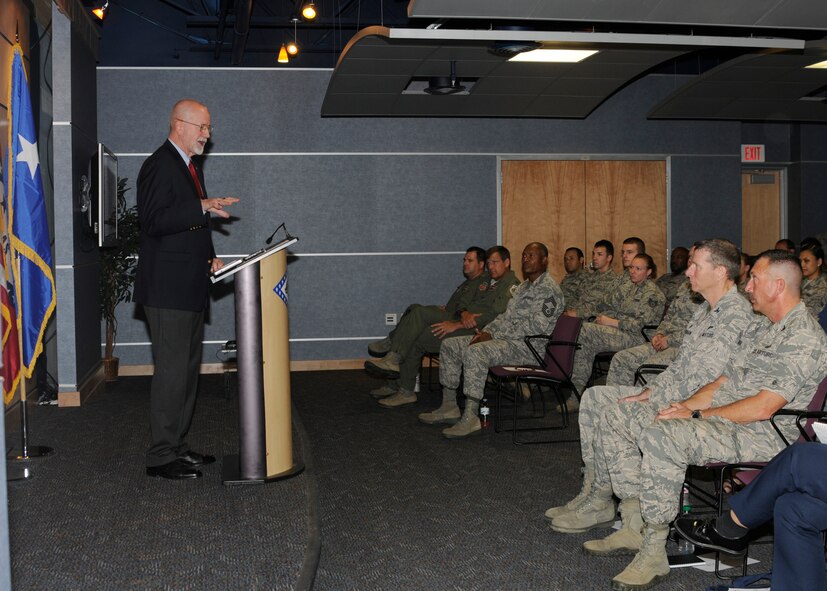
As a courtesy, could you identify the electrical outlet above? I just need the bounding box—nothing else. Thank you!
[385,313,398,326]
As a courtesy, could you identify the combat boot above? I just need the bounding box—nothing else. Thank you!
[418,388,460,425]
[611,523,670,591]
[583,498,644,556]
[550,487,616,533]
[370,383,398,399]
[364,352,401,378]
[442,399,481,439]
[378,388,416,408]
[545,465,595,520]
[368,337,392,357]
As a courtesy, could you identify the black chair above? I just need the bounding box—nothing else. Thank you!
[486,315,582,445]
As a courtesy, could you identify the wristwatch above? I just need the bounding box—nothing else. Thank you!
[691,409,702,419]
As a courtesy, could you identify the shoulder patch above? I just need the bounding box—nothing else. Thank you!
[648,296,659,308]
[479,283,488,291]
[542,296,558,317]
[509,284,519,297]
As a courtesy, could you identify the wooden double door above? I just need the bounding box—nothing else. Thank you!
[501,160,668,282]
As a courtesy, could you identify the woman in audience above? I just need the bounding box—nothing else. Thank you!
[799,239,827,316]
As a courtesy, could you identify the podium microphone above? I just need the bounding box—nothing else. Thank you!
[265,222,286,245]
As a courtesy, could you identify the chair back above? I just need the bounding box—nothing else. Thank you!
[801,374,827,440]
[543,315,582,381]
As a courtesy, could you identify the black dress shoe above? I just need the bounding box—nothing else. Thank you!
[146,459,202,480]
[178,450,216,466]
[674,517,748,554]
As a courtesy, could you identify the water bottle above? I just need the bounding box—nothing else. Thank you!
[414,373,420,393]
[480,398,490,428]
[676,484,695,554]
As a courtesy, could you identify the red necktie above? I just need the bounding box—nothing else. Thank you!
[188,161,204,199]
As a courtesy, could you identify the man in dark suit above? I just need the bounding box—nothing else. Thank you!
[135,99,239,479]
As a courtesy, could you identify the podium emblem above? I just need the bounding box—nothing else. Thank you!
[273,274,288,305]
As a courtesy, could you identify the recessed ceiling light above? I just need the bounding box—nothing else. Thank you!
[509,49,598,63]
[805,59,827,69]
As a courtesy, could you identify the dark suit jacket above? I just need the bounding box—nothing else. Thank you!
[134,140,216,312]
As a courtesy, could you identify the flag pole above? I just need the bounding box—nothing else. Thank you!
[7,252,51,461]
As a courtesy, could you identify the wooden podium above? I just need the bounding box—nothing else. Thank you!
[211,237,304,484]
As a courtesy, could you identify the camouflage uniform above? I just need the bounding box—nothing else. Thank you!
[801,273,827,317]
[387,273,487,357]
[393,270,521,391]
[580,286,753,492]
[654,273,687,307]
[602,301,827,526]
[439,272,564,403]
[606,283,703,386]
[570,278,666,393]
[573,269,618,318]
[561,268,590,312]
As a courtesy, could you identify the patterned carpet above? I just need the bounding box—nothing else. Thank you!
[6,370,772,590]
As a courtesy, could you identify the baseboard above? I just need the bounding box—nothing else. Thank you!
[116,357,436,376]
[58,364,105,407]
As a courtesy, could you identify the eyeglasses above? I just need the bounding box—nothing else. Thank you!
[176,118,213,134]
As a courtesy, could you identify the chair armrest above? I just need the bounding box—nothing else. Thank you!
[523,334,580,369]
[640,324,659,343]
[770,409,827,445]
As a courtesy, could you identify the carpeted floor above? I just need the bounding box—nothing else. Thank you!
[6,370,772,590]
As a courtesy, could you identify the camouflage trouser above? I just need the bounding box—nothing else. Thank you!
[439,335,534,403]
[578,385,639,489]
[606,344,678,386]
[571,323,644,393]
[602,401,786,524]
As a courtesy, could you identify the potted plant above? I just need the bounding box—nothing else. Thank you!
[100,177,140,381]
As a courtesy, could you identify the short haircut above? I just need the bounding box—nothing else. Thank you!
[566,247,584,259]
[466,246,486,264]
[486,245,510,262]
[634,253,656,277]
[623,237,646,254]
[528,242,549,258]
[694,238,742,282]
[776,238,796,252]
[755,249,803,292]
[594,239,614,258]
[799,238,824,261]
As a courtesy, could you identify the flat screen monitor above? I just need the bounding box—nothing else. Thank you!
[91,143,118,248]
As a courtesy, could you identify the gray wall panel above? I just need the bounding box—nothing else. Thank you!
[669,156,742,248]
[117,154,497,254]
[801,163,827,239]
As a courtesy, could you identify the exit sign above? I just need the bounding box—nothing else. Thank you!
[741,144,765,162]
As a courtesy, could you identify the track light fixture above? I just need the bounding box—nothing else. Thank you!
[301,2,317,21]
[92,0,109,20]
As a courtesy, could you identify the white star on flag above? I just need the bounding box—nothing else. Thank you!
[16,134,40,179]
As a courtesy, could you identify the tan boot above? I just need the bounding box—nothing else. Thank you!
[545,465,594,521]
[418,388,460,425]
[611,523,670,591]
[442,399,481,439]
[370,383,398,399]
[550,488,616,533]
[378,388,416,408]
[364,352,401,378]
[583,498,644,556]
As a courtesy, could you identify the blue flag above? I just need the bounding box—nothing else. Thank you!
[7,45,55,378]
